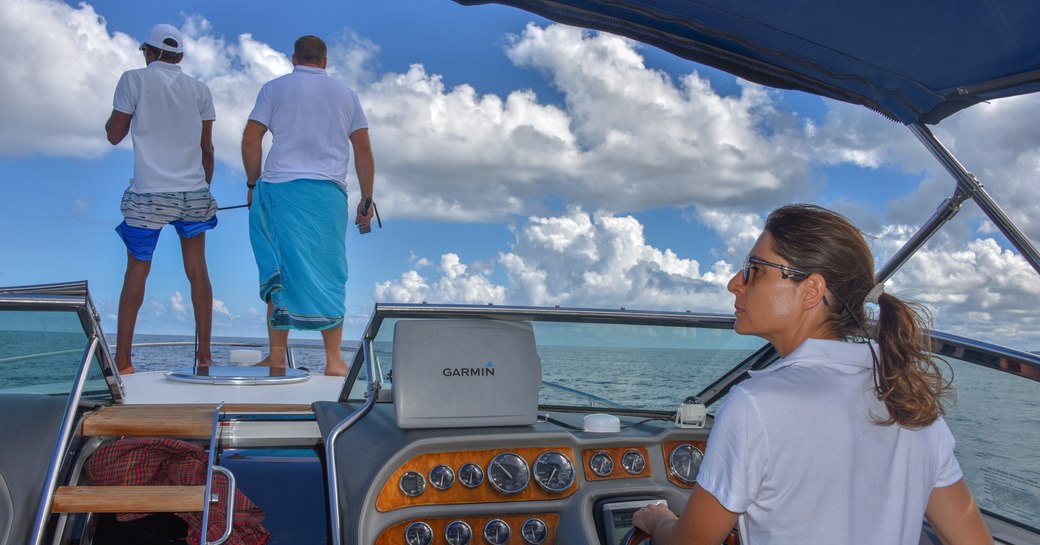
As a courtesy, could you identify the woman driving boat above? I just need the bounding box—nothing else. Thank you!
[633,204,992,545]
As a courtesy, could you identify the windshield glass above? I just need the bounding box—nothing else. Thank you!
[0,308,107,397]
[350,314,765,411]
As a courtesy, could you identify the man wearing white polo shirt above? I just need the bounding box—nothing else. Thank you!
[242,35,375,376]
[105,23,217,374]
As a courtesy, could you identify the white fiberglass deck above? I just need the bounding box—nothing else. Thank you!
[119,369,346,405]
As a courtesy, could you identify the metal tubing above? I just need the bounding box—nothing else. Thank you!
[207,465,237,545]
[200,402,226,545]
[875,191,968,284]
[325,337,378,545]
[908,123,1040,275]
[29,336,103,545]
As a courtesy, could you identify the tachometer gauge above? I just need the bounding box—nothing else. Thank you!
[487,452,530,495]
[521,517,548,544]
[405,521,433,545]
[533,450,575,493]
[429,464,455,490]
[483,519,511,545]
[621,449,646,475]
[399,471,426,497]
[444,520,472,545]
[668,443,703,484]
[589,451,614,477]
[459,462,484,488]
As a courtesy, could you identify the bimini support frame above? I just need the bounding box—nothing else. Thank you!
[881,123,1040,282]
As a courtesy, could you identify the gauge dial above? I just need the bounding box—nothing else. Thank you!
[668,443,704,484]
[589,451,614,477]
[444,520,472,545]
[487,452,530,495]
[459,462,484,488]
[399,471,426,497]
[533,450,575,493]
[521,517,548,545]
[621,449,646,475]
[429,464,455,490]
[483,519,511,545]
[405,521,433,545]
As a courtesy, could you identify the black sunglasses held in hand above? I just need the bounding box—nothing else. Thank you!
[358,197,382,235]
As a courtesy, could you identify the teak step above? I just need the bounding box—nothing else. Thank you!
[82,403,313,438]
[51,485,206,513]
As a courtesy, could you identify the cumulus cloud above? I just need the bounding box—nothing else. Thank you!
[377,207,735,312]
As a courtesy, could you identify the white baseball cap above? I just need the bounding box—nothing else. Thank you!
[140,24,183,54]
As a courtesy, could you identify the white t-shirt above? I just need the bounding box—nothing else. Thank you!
[697,339,962,545]
[113,62,215,193]
[247,65,369,187]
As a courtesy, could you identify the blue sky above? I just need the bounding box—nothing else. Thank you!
[2,0,1040,350]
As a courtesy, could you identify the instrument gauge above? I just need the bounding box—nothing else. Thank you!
[429,464,455,490]
[405,521,434,545]
[521,517,548,544]
[459,462,484,488]
[668,443,704,484]
[444,520,472,545]
[589,451,614,477]
[487,452,530,495]
[399,471,426,497]
[621,449,646,474]
[533,450,575,493]
[483,518,511,545]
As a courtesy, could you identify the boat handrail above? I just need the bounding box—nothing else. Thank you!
[325,336,378,545]
[29,334,104,545]
[112,340,301,369]
[199,402,236,545]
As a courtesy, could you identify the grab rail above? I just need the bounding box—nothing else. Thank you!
[200,402,237,545]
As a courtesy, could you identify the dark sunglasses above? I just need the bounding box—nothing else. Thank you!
[741,256,810,284]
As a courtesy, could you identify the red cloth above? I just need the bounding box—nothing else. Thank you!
[85,437,270,545]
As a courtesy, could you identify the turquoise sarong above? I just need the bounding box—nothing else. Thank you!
[249,179,348,330]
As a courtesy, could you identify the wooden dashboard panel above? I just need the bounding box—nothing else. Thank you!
[376,447,578,512]
[581,446,652,481]
[376,513,559,545]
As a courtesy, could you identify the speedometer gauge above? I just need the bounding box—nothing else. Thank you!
[487,452,530,495]
[533,450,574,493]
[668,443,703,484]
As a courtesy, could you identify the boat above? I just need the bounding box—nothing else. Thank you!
[3,1,1039,544]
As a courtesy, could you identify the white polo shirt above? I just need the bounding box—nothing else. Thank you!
[113,62,215,193]
[247,65,368,187]
[697,339,962,545]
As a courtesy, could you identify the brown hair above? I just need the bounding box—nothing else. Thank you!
[294,35,327,65]
[764,204,950,428]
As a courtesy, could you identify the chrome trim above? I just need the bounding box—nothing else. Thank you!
[29,335,102,545]
[621,449,647,474]
[668,443,703,484]
[199,402,226,545]
[589,451,614,477]
[532,450,574,493]
[207,465,236,545]
[326,336,378,545]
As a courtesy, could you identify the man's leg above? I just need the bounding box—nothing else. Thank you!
[115,253,151,374]
[180,232,214,365]
[320,325,348,376]
[257,302,290,368]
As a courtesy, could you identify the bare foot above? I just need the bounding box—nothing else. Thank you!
[324,358,348,376]
[117,364,136,375]
[253,355,286,369]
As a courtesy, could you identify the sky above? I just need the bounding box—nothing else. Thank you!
[2,0,1040,351]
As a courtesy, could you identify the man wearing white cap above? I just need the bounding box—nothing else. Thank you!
[105,24,217,374]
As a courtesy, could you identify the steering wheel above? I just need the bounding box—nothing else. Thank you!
[620,527,652,545]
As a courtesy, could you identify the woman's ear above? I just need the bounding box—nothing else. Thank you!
[801,273,828,309]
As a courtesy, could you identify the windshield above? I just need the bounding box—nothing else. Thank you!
[0,308,108,399]
[348,312,765,411]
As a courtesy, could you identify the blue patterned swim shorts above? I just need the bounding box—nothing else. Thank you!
[115,187,218,261]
